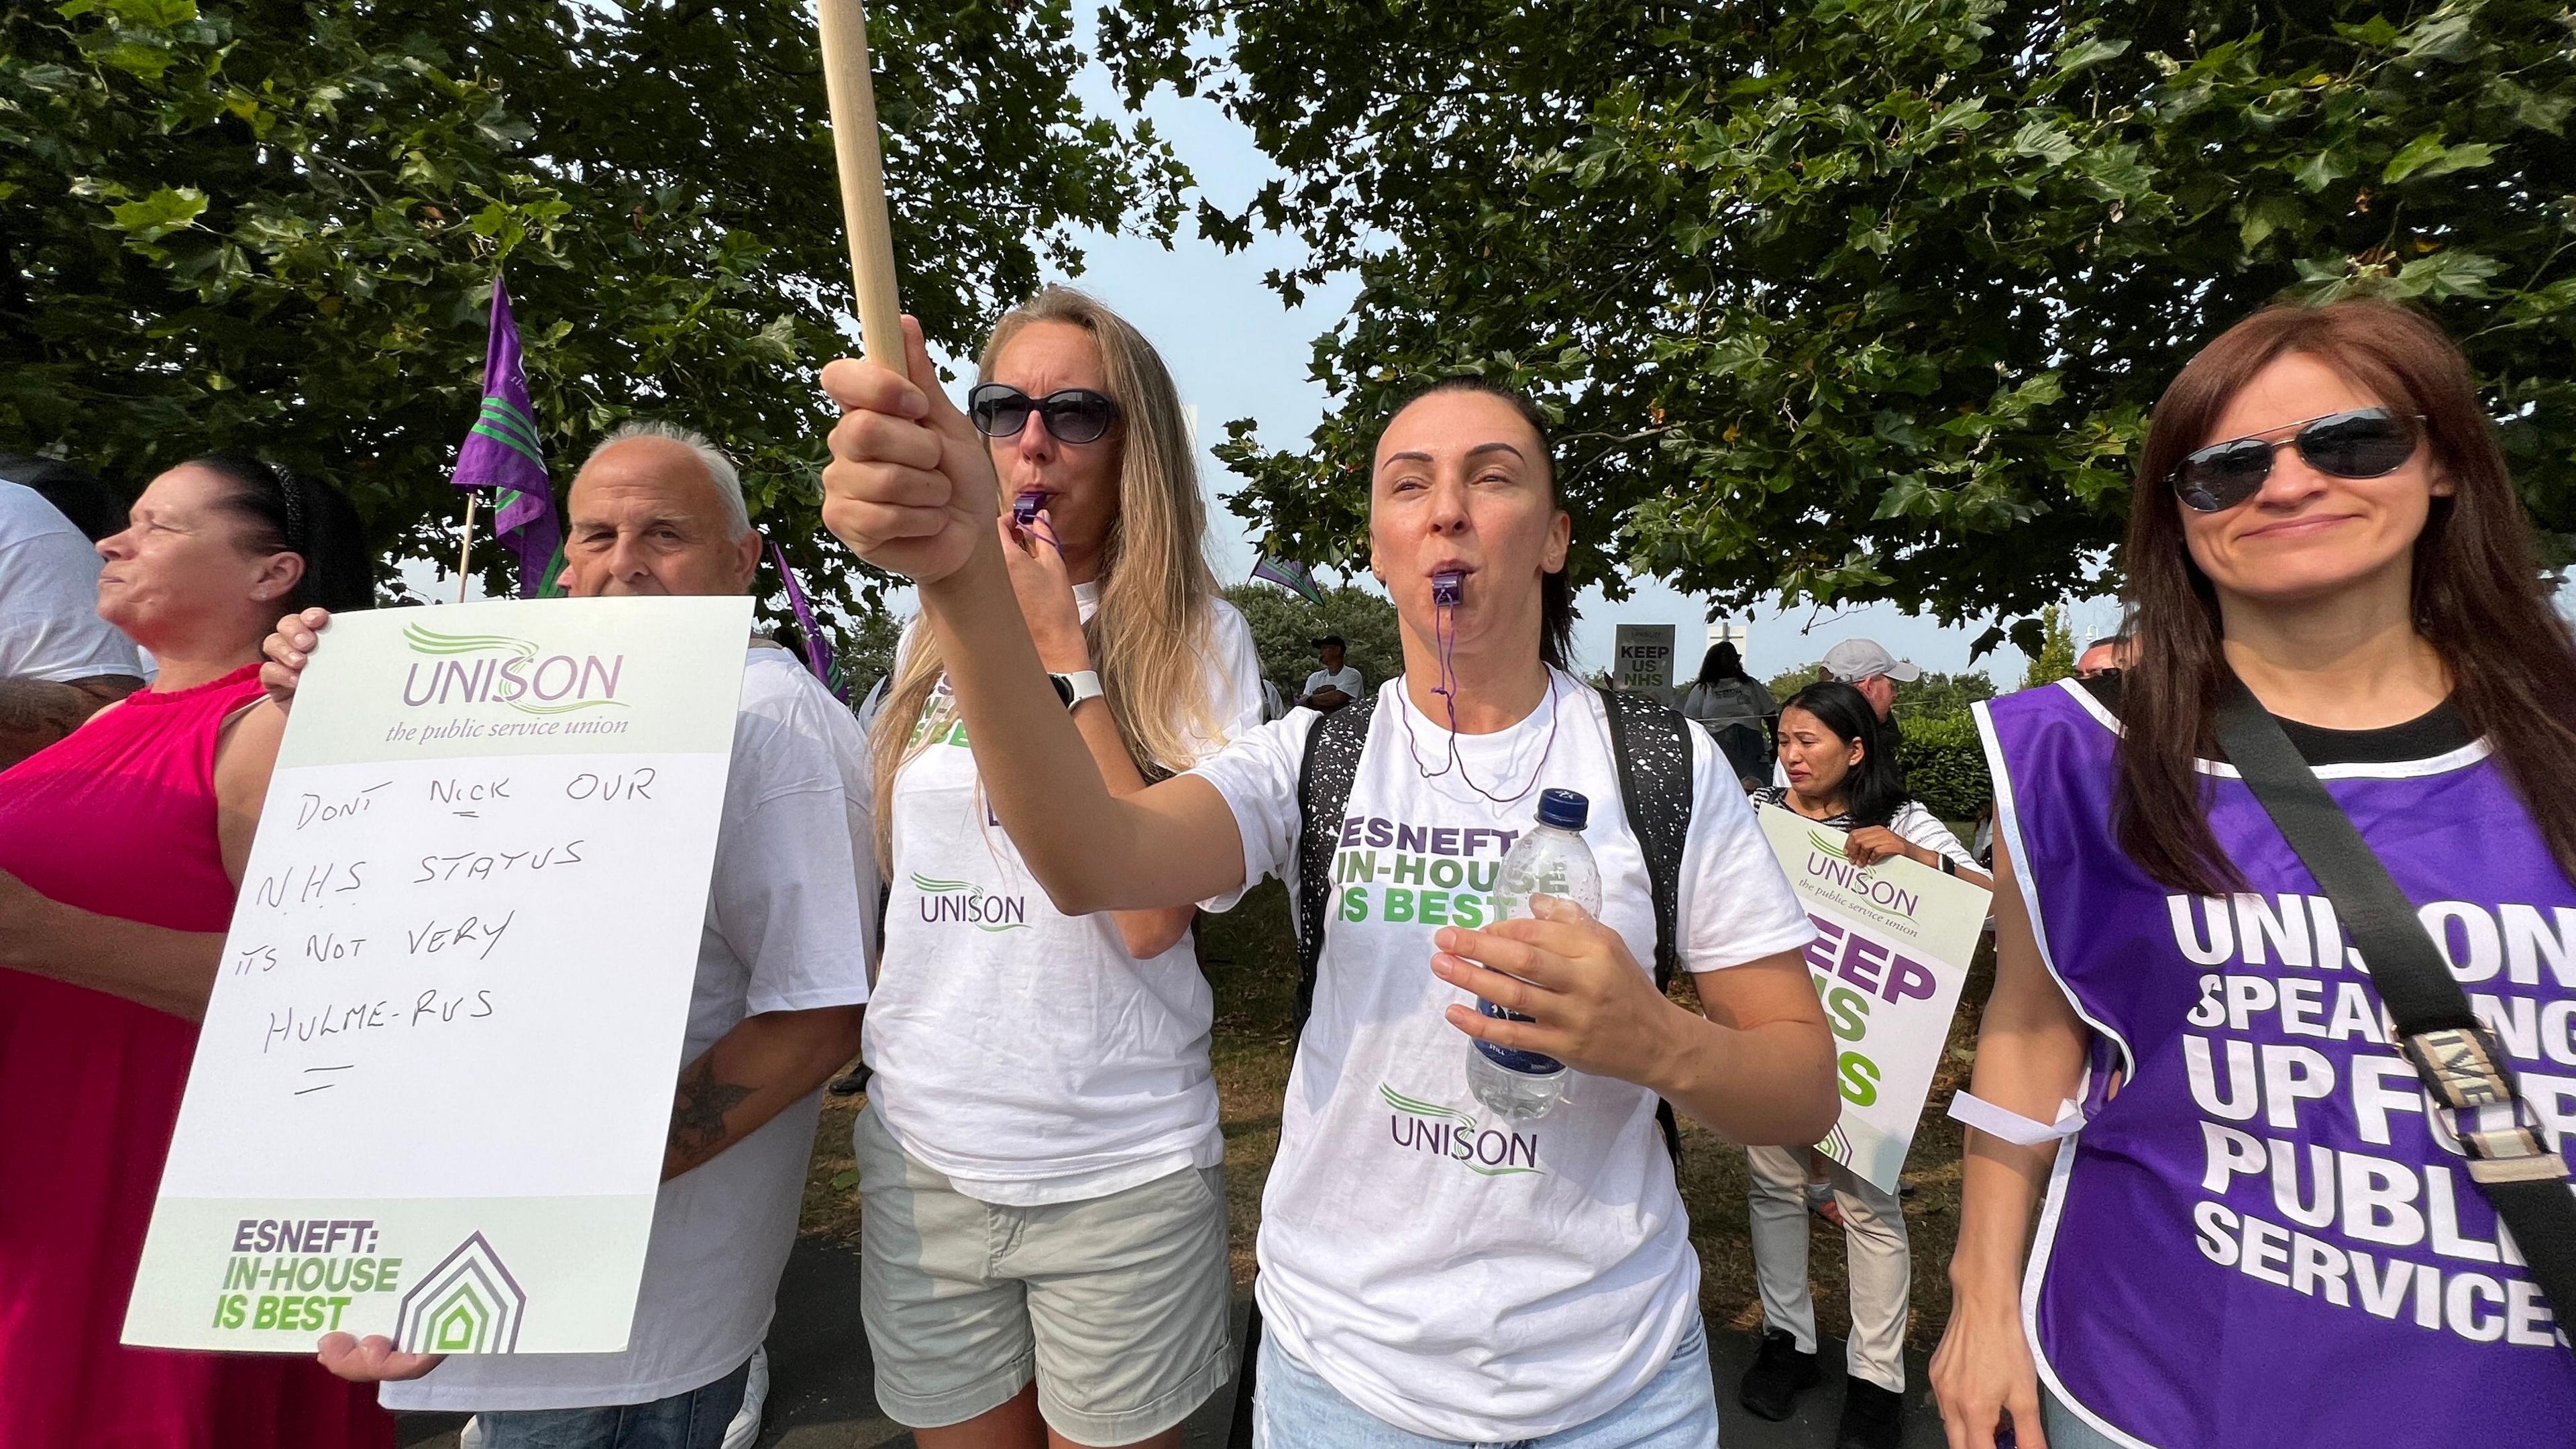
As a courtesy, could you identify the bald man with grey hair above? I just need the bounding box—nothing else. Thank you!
[591,421,753,545]
[263,420,875,1449]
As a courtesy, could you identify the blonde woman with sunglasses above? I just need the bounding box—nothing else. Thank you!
[851,287,1263,1449]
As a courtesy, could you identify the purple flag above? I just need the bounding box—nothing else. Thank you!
[451,277,564,598]
[1251,554,1327,606]
[768,539,849,702]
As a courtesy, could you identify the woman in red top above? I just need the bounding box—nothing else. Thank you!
[0,454,388,1448]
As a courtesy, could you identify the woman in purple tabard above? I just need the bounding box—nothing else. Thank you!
[1932,299,2576,1448]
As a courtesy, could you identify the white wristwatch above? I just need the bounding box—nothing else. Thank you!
[1049,669,1104,711]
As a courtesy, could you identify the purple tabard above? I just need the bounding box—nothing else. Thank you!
[1977,681,2576,1447]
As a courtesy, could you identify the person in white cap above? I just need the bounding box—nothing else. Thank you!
[1817,637,1920,723]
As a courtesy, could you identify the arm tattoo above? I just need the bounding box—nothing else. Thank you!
[667,1054,758,1171]
[0,678,111,771]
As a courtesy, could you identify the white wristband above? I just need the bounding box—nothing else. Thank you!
[1948,1091,2086,1145]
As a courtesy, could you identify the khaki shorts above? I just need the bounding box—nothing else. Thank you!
[852,1106,1233,1444]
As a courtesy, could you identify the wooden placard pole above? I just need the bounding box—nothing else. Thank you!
[815,0,905,364]
[455,493,479,604]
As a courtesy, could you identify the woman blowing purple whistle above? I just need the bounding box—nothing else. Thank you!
[815,319,1839,1448]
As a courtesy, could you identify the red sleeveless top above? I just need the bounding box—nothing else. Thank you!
[0,663,390,1448]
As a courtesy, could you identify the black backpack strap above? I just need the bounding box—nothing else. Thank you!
[1596,685,1696,1165]
[2214,678,2576,1336]
[1232,696,1376,1448]
[1293,698,1377,1030]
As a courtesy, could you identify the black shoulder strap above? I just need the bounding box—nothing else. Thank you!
[1597,685,1696,1165]
[2214,679,2576,1336]
[1293,698,1376,1030]
[1236,697,1374,1449]
[1596,686,1692,990]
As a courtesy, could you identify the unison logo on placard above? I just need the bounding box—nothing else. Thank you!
[1803,829,1923,918]
[400,625,629,716]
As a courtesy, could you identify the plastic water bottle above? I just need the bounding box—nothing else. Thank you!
[1464,788,1601,1120]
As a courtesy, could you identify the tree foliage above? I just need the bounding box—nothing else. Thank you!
[2021,604,2082,688]
[1105,0,2576,656]
[1223,579,1403,696]
[3,0,1185,639]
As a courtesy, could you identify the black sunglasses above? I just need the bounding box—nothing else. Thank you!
[967,384,1121,445]
[2167,407,2424,513]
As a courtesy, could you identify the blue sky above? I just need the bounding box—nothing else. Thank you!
[1024,46,2081,685]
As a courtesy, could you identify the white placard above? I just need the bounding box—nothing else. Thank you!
[1612,623,1676,691]
[124,595,751,1354]
[1758,805,1992,1193]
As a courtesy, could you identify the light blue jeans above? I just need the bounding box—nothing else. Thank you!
[2037,1387,2127,1449]
[1252,1318,1717,1448]
[476,1356,753,1449]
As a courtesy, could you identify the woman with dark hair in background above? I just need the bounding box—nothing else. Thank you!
[1935,299,2576,1447]
[1737,680,1984,1448]
[0,454,388,1448]
[1680,639,1775,790]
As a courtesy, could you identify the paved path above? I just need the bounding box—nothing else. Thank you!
[398,1238,1947,1448]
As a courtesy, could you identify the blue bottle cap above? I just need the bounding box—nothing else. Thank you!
[1536,788,1589,830]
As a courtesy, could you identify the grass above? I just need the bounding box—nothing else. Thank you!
[800,877,1996,1354]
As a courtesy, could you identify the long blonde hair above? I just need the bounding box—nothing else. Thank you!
[869,286,1222,861]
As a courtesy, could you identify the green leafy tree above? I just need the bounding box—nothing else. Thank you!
[1896,669,1998,724]
[1106,0,2576,655]
[1767,664,1827,702]
[2021,605,2081,689]
[4,0,1185,649]
[1224,580,1403,697]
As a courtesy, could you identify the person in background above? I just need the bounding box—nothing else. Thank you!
[0,458,147,767]
[820,341,1837,1447]
[1819,637,1917,722]
[1739,680,1988,1449]
[1772,637,1913,792]
[280,423,875,1449]
[1935,300,2576,1446]
[1680,640,1775,790]
[845,286,1263,1449]
[2072,634,2134,679]
[1299,633,1362,712]
[0,453,387,1448]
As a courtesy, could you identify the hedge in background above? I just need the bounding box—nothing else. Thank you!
[1898,711,1994,823]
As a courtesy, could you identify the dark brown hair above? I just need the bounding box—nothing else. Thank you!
[190,453,376,613]
[2116,299,2576,894]
[1375,377,1576,671]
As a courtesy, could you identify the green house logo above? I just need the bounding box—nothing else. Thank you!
[392,1232,528,1354]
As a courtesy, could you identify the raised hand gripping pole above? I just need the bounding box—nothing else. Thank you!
[815,0,904,363]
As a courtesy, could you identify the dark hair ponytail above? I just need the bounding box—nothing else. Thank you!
[1375,376,1577,671]
[191,453,376,613]
[1779,680,1905,826]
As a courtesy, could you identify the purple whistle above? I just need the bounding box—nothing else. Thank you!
[1432,570,1464,607]
[1013,492,1044,526]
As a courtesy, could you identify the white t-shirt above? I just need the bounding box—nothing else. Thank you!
[1303,664,1363,701]
[0,481,144,682]
[1188,672,1815,1441]
[386,645,877,1411]
[1749,787,1978,872]
[863,584,1265,1205]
